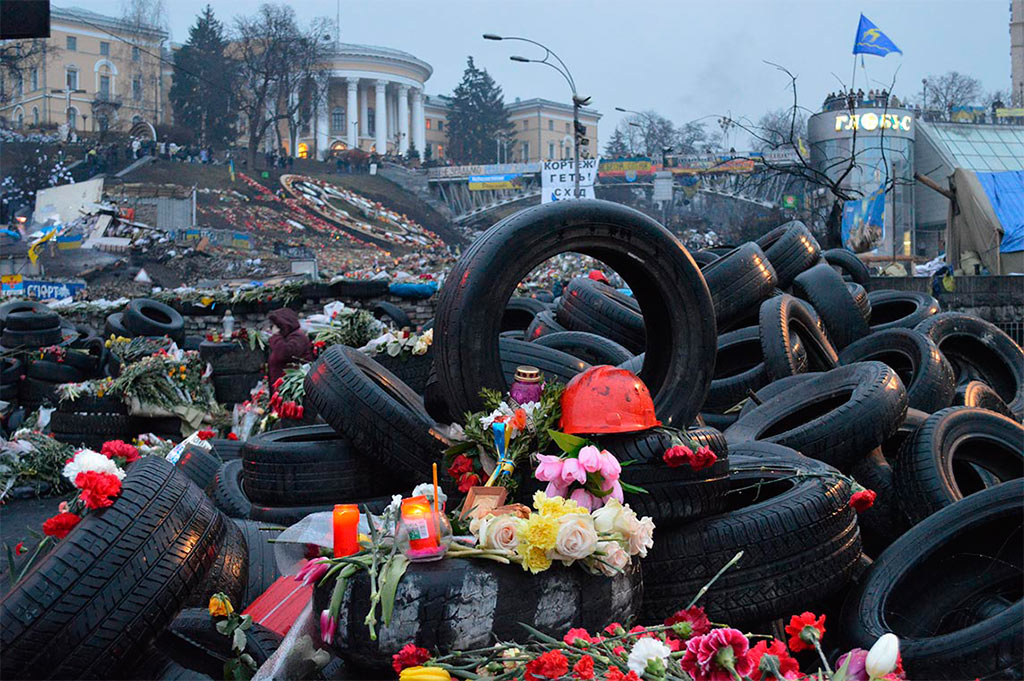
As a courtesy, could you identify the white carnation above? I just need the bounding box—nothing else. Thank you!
[627,637,671,677]
[63,449,126,485]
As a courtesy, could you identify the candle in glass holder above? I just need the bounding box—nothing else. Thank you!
[333,504,360,557]
[510,366,543,405]
[401,495,438,552]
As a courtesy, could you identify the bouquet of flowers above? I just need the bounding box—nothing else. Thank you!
[313,307,384,349]
[204,326,267,352]
[361,328,433,359]
[0,430,76,498]
[536,431,648,511]
[270,364,309,421]
[110,350,218,412]
[56,378,115,404]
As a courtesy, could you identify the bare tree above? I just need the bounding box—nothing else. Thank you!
[923,71,982,112]
[272,16,332,160]
[753,107,808,152]
[119,0,168,129]
[0,40,54,110]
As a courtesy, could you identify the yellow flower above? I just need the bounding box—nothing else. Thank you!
[517,543,553,574]
[208,592,234,617]
[532,491,584,518]
[520,514,559,551]
[399,667,451,681]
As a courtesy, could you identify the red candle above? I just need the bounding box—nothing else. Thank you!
[401,495,439,551]
[333,504,360,557]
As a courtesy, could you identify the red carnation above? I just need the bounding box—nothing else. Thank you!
[448,454,474,477]
[563,627,593,646]
[749,639,801,681]
[196,429,216,441]
[525,650,569,681]
[101,440,140,464]
[42,511,81,539]
[604,670,640,681]
[15,541,26,555]
[604,622,626,637]
[691,446,718,470]
[665,605,711,639]
[682,628,754,681]
[227,432,239,441]
[391,643,430,673]
[457,472,480,493]
[663,444,693,468]
[849,489,877,512]
[573,655,595,680]
[785,612,826,652]
[75,471,122,509]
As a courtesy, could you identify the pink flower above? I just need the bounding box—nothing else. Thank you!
[560,458,587,484]
[536,454,565,482]
[601,478,624,504]
[320,609,337,645]
[682,628,754,681]
[597,450,621,480]
[570,487,599,511]
[545,480,570,498]
[578,445,602,473]
[295,557,330,587]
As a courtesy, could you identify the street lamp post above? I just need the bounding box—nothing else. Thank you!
[614,106,670,164]
[484,33,588,198]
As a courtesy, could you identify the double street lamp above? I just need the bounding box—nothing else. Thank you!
[484,33,589,198]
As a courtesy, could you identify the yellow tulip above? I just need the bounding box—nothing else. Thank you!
[399,667,450,681]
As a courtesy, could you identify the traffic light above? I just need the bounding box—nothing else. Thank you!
[574,121,587,140]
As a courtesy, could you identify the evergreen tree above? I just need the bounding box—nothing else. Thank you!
[604,127,630,158]
[169,6,237,145]
[445,57,514,164]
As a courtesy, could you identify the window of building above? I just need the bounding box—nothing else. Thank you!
[523,119,528,129]
[66,36,77,51]
[30,68,38,91]
[548,119,554,130]
[100,41,110,56]
[425,119,431,130]
[32,107,39,125]
[548,142,555,158]
[521,141,529,160]
[132,76,142,100]
[436,144,443,157]
[566,122,571,133]
[437,120,443,131]
[132,46,141,61]
[331,107,345,132]
[367,108,375,135]
[15,74,23,95]
[16,110,24,128]
[66,68,78,90]
[99,75,111,97]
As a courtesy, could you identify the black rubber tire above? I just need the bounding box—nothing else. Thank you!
[846,283,872,324]
[0,457,229,680]
[159,607,284,679]
[105,312,132,338]
[499,336,589,387]
[642,450,860,624]
[174,444,223,491]
[881,407,930,461]
[0,300,49,329]
[124,298,185,341]
[617,352,644,376]
[372,300,412,329]
[199,341,266,374]
[867,290,940,331]
[692,249,721,266]
[685,425,729,459]
[49,411,137,435]
[330,277,389,298]
[841,480,1023,680]
[594,428,729,524]
[524,309,567,341]
[3,309,61,331]
[726,362,908,470]
[955,380,1015,418]
[132,649,216,680]
[18,376,59,407]
[758,294,838,380]
[313,559,642,672]
[892,407,1024,525]
[839,328,957,413]
[56,390,127,414]
[232,520,283,608]
[1,356,22,384]
[533,331,633,366]
[823,248,871,285]
[737,372,823,418]
[188,513,248,608]
[305,345,447,484]
[704,326,770,413]
[2,326,63,348]
[434,199,717,430]
[58,344,104,375]
[373,350,433,395]
[556,277,646,353]
[700,242,778,330]
[25,358,83,383]
[242,424,398,505]
[915,312,1024,419]
[212,372,261,405]
[792,262,870,349]
[248,496,392,525]
[756,221,822,289]
[210,459,252,518]
[209,438,244,461]
[501,297,548,332]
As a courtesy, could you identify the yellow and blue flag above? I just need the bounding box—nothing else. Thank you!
[853,14,902,57]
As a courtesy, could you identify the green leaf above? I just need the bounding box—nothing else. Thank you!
[239,614,252,631]
[547,430,589,456]
[216,619,231,635]
[379,554,410,625]
[619,481,648,494]
[443,440,477,458]
[232,627,246,653]
[831,652,852,681]
[5,544,16,588]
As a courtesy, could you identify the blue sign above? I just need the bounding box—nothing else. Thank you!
[841,187,886,251]
[23,280,86,300]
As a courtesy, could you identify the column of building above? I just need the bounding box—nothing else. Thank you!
[374,79,388,153]
[346,78,359,149]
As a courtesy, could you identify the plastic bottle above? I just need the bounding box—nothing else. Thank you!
[223,309,235,337]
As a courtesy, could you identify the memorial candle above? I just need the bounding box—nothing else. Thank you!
[401,495,439,552]
[333,504,360,557]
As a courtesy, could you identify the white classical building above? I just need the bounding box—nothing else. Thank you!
[300,43,431,159]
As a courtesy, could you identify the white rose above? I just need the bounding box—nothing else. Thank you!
[63,449,125,485]
[552,514,599,564]
[592,540,630,576]
[626,515,655,558]
[592,498,633,535]
[478,514,521,551]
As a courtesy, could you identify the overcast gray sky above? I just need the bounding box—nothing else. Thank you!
[81,0,1012,150]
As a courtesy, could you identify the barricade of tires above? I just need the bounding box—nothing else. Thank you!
[199,339,267,406]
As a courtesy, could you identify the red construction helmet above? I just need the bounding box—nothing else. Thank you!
[560,365,661,435]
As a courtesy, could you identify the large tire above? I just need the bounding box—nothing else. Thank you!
[3,309,61,331]
[849,448,909,557]
[700,242,778,330]
[434,199,717,429]
[330,277,389,298]
[737,372,822,418]
[533,331,633,366]
[846,283,872,324]
[210,459,252,518]
[159,607,285,679]
[123,298,185,341]
[867,290,940,331]
[249,496,393,525]
[212,372,261,405]
[755,221,822,289]
[704,326,770,413]
[725,362,908,470]
[241,424,397,505]
[0,457,229,679]
[105,312,131,338]
[49,411,138,436]
[25,359,83,383]
[2,326,63,348]
[792,262,870,349]
[841,480,1023,680]
[593,427,729,524]
[823,248,871,285]
[18,376,59,407]
[373,349,433,394]
[313,559,642,673]
[955,380,1015,418]
[892,407,1023,525]
[524,309,567,341]
[199,341,266,375]
[642,449,860,624]
[232,520,283,608]
[758,294,838,380]
[174,444,223,490]
[499,336,589,385]
[371,300,412,329]
[0,300,50,329]
[556,278,646,353]
[188,513,247,608]
[501,297,548,332]
[305,346,447,484]
[839,328,956,413]
[915,312,1024,419]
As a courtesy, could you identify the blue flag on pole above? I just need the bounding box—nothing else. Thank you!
[852,14,902,56]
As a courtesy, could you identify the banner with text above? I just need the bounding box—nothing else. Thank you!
[541,158,600,203]
[468,173,523,191]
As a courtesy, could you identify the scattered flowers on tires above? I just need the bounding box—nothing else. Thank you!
[208,592,234,616]
[750,638,802,681]
[785,611,826,652]
[682,628,754,681]
[393,643,431,673]
[42,511,81,539]
[664,605,712,639]
[74,470,122,509]
[100,439,140,464]
[572,654,596,680]
[525,649,569,680]
[849,488,877,512]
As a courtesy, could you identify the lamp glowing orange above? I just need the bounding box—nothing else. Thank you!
[333,504,360,558]
[401,495,439,552]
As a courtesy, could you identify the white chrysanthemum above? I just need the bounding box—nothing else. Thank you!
[479,403,514,430]
[63,449,125,484]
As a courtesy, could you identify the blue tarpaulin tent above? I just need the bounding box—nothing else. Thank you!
[976,170,1024,253]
